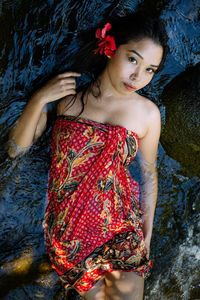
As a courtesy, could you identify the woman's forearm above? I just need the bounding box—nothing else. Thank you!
[9,94,46,149]
[140,159,158,249]
[141,172,158,240]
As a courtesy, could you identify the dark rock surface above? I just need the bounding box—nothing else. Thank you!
[161,63,200,177]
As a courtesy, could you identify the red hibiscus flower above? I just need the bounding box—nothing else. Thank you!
[94,23,116,57]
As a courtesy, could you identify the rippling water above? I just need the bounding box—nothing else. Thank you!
[0,0,200,299]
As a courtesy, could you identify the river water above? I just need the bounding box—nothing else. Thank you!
[0,0,200,299]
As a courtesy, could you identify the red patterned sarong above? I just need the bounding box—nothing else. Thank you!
[44,115,153,292]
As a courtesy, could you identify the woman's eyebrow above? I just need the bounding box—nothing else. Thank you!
[128,49,143,59]
[128,50,159,68]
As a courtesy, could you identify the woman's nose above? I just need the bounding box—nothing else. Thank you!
[130,67,142,81]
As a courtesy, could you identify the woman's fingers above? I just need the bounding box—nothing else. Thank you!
[36,72,81,104]
[57,73,81,89]
[67,89,76,95]
[59,78,76,86]
[57,72,81,79]
[63,83,76,89]
[59,80,76,92]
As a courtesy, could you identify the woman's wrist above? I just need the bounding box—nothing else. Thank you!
[30,91,48,107]
[144,233,152,243]
[142,221,153,240]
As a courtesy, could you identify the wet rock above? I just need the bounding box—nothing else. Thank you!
[160,63,200,177]
[190,276,200,299]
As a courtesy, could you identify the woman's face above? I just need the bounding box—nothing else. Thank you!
[105,38,163,95]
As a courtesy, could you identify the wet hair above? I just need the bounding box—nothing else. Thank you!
[65,10,169,117]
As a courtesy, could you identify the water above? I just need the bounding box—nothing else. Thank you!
[0,0,200,299]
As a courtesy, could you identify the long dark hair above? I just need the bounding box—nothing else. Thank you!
[65,10,169,118]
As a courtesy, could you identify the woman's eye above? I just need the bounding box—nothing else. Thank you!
[128,57,137,64]
[146,68,155,73]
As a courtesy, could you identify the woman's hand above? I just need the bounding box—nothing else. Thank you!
[33,72,81,105]
[144,236,151,259]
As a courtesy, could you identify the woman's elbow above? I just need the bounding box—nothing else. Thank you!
[7,146,15,158]
[7,138,31,159]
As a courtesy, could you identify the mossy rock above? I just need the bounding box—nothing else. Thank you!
[161,63,200,177]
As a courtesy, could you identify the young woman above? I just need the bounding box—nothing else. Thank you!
[8,11,168,300]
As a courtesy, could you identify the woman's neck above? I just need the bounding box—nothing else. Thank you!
[96,68,123,99]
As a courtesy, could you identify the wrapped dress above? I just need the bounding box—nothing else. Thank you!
[44,115,153,293]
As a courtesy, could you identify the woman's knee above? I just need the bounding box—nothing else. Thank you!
[78,277,106,300]
[105,271,144,300]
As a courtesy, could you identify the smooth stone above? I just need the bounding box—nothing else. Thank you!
[160,63,200,177]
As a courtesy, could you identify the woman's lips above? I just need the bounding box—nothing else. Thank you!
[123,82,137,91]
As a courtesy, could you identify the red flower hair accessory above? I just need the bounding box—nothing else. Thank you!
[94,23,116,57]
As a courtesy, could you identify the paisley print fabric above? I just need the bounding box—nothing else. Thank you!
[44,115,153,293]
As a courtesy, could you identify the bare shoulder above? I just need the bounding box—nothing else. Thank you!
[136,94,161,123]
[128,93,161,140]
[134,94,161,163]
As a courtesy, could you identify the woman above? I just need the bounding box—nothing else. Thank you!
[8,11,168,300]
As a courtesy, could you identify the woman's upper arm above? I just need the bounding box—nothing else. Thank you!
[33,107,48,141]
[138,105,161,164]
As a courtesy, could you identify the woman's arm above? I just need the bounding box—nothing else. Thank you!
[8,72,80,158]
[9,95,46,149]
[138,104,161,256]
